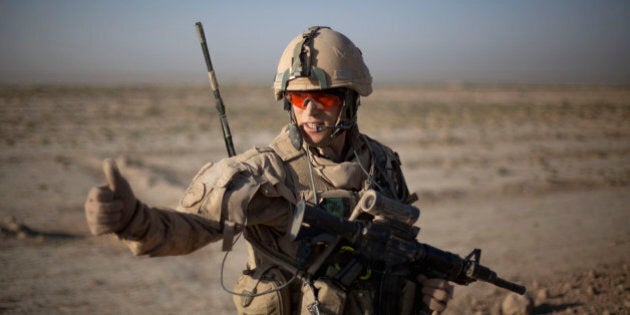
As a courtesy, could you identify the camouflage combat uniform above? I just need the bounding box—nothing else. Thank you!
[115,126,414,314]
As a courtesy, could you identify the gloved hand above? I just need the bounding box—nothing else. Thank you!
[85,158,138,235]
[417,274,454,314]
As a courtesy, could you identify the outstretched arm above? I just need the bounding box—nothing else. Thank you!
[85,159,220,256]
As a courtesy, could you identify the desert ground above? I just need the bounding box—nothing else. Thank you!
[0,83,628,314]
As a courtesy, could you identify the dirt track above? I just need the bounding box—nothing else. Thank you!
[1,84,628,314]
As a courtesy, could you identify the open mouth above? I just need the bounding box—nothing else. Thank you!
[304,122,324,132]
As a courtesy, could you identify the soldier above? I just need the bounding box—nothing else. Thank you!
[85,26,454,314]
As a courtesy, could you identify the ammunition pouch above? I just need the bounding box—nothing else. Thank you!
[300,278,347,315]
[233,266,291,315]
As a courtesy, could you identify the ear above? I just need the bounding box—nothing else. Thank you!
[283,97,291,111]
[343,89,359,123]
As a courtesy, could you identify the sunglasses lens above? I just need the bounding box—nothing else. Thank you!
[289,92,341,109]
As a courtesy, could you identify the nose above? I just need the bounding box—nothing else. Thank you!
[303,98,323,113]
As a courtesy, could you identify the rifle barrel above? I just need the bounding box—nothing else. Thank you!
[490,276,527,295]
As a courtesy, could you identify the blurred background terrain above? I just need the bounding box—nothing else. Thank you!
[0,83,628,314]
[1,1,629,314]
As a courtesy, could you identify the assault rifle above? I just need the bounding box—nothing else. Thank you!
[289,190,526,295]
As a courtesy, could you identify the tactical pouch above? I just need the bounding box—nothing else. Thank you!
[300,278,347,315]
[232,267,291,315]
[343,287,374,314]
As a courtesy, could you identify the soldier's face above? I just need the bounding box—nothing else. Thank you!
[288,91,343,146]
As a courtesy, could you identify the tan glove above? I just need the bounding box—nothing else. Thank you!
[417,274,455,314]
[85,158,138,235]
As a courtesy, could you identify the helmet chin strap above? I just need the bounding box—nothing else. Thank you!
[326,89,358,142]
[286,101,304,150]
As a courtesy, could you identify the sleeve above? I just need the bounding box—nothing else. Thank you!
[117,203,220,257]
[116,148,295,256]
[390,150,415,204]
[365,135,415,204]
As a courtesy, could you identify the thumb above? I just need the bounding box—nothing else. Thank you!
[103,158,132,200]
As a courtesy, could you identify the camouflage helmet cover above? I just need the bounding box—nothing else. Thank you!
[273,26,372,100]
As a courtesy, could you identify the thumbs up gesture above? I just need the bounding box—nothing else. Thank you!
[85,159,138,235]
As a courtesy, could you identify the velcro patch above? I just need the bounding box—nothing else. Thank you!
[181,182,206,208]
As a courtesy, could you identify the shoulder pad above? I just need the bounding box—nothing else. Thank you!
[362,134,401,166]
[178,148,295,215]
[269,126,304,162]
[180,162,214,208]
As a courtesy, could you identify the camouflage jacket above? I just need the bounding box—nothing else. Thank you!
[116,125,413,314]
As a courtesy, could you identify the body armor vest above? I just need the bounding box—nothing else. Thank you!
[234,127,414,315]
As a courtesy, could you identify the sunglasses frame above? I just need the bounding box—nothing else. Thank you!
[286,90,344,110]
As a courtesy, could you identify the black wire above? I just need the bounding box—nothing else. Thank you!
[219,231,299,298]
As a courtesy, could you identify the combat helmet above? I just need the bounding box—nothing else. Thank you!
[274,26,372,149]
[273,26,372,100]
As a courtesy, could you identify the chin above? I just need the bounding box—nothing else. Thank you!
[305,138,323,146]
[302,129,329,145]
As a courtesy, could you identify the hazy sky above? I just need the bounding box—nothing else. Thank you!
[1,0,629,85]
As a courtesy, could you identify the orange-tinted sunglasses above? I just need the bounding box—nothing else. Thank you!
[286,91,342,109]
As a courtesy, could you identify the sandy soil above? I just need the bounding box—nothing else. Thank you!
[0,83,628,314]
